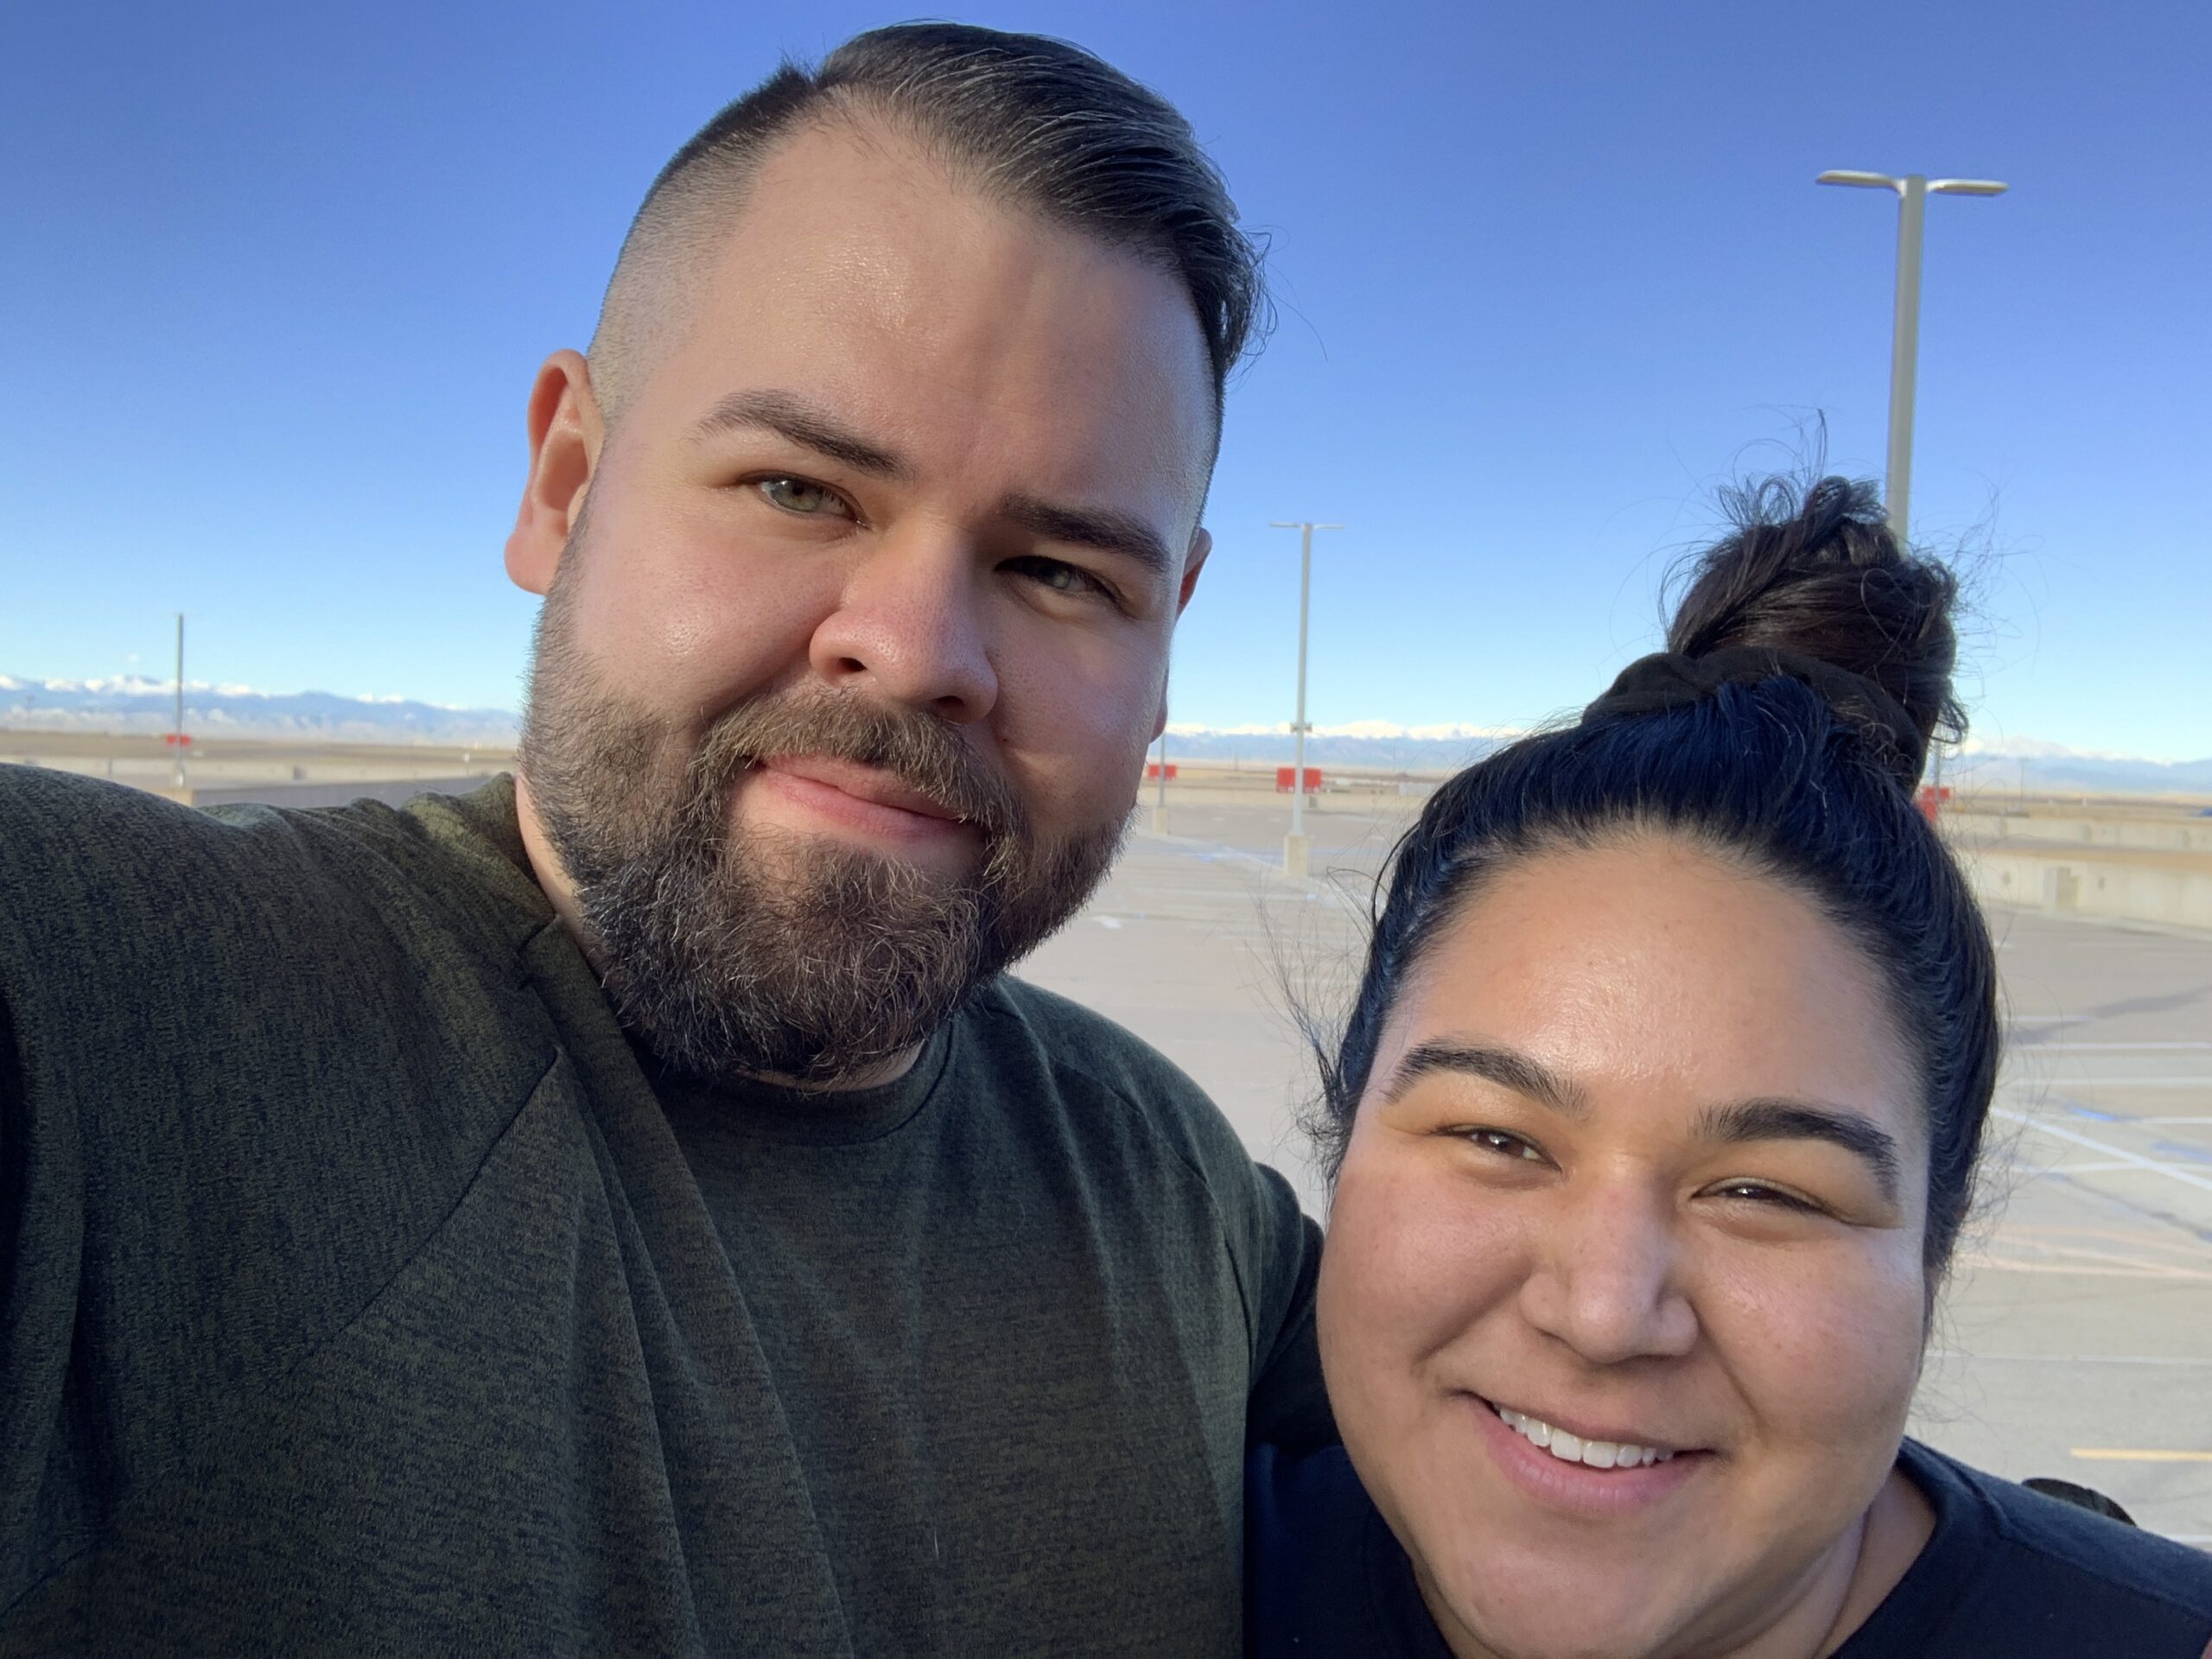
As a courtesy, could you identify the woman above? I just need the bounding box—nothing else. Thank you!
[1249,476,2212,1657]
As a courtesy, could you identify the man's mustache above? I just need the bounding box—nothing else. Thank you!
[688,691,1026,843]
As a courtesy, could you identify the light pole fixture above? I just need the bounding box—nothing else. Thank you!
[1816,169,2007,540]
[1268,520,1343,879]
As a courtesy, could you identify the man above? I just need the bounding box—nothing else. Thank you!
[0,24,1328,1656]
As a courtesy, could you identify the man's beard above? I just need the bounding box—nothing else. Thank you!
[518,569,1129,1088]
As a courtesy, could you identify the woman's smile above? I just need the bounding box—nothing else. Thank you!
[1484,1398,1683,1469]
[1467,1392,1709,1522]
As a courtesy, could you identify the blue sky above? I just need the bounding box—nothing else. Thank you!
[4,0,2207,760]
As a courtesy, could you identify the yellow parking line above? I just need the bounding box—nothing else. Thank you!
[2070,1448,2212,1463]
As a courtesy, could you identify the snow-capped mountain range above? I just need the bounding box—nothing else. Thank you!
[4,675,2206,794]
[0,675,523,747]
[1153,721,2212,792]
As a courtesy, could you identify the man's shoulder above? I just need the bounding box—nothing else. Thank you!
[0,769,552,1096]
[962,976,1307,1239]
[0,765,342,950]
[0,762,232,863]
[0,766,537,940]
[2,762,417,883]
[975,975,1216,1118]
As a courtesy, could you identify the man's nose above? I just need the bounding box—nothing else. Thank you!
[807,528,1000,723]
[1516,1179,1699,1367]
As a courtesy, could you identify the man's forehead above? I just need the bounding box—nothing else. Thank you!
[696,119,1205,363]
[638,120,1217,510]
[740,114,979,233]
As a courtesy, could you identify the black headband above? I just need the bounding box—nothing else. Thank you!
[1581,645,1929,790]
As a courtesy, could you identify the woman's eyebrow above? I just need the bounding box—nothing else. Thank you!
[1383,1041,1588,1116]
[1694,1100,1903,1204]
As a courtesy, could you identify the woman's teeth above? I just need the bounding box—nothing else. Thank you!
[1496,1404,1675,1470]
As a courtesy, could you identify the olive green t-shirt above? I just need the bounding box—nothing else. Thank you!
[0,768,1330,1656]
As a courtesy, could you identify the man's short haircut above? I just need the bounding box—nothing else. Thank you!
[588,22,1264,435]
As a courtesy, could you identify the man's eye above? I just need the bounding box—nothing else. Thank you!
[1007,556,1111,602]
[755,476,850,517]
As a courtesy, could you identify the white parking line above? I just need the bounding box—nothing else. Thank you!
[2048,1161,2202,1174]
[2020,1042,2212,1052]
[1993,1109,2212,1195]
[2003,1077,2212,1088]
[1926,1352,2212,1366]
[2072,1449,2212,1464]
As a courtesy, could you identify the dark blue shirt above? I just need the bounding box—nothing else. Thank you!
[1248,1438,2212,1656]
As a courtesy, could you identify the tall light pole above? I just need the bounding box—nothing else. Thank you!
[1268,521,1342,879]
[1816,169,2007,540]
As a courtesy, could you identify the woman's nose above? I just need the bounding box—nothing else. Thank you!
[1516,1181,1700,1366]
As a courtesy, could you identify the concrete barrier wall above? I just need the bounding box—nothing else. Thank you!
[188,774,502,810]
[1946,811,2212,855]
[1139,783,1431,813]
[117,767,2212,933]
[1952,842,2212,931]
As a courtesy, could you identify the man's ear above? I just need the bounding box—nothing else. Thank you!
[505,350,604,596]
[1152,527,1212,738]
[1175,525,1212,618]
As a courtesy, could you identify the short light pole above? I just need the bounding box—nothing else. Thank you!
[171,613,187,789]
[1816,169,2008,541]
[1151,727,1170,835]
[1268,520,1342,879]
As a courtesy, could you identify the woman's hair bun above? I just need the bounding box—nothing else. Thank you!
[1665,474,1964,753]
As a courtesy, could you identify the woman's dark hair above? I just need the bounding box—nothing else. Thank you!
[1314,474,1999,1277]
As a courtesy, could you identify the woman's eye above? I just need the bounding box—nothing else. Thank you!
[1708,1179,1820,1213]
[1467,1128,1546,1163]
[756,476,850,518]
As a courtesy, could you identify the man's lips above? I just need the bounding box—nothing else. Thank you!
[758,755,964,822]
[747,755,984,849]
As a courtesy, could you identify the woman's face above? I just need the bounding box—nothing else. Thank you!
[1317,836,1932,1659]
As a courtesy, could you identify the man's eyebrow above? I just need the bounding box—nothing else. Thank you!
[999,492,1173,579]
[1382,1041,1589,1117]
[1695,1100,1903,1204]
[690,390,910,480]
